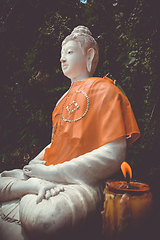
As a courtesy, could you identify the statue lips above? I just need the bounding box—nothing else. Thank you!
[62,64,68,71]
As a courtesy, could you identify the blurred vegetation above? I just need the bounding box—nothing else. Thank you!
[0,0,160,184]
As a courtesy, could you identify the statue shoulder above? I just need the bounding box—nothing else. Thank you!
[89,76,117,91]
[89,76,127,101]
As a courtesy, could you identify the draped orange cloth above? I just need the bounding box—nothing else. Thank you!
[44,77,140,166]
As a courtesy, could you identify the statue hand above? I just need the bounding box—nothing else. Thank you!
[1,169,29,180]
[26,178,64,204]
[23,164,46,179]
[37,184,64,204]
[29,159,46,165]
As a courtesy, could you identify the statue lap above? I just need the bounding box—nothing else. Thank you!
[0,175,103,240]
[20,183,103,240]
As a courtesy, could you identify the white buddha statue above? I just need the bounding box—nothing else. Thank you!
[0,26,140,240]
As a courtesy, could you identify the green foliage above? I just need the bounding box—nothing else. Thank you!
[0,0,160,180]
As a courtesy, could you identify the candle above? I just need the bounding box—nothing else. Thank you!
[101,162,153,240]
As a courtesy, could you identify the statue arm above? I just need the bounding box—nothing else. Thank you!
[0,177,33,202]
[24,136,126,186]
[0,176,63,203]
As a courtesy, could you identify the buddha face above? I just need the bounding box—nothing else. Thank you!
[60,40,89,81]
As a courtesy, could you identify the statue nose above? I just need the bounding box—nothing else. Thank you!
[60,56,66,63]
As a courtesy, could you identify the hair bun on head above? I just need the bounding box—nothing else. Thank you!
[71,26,92,36]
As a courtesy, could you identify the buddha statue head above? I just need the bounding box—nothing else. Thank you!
[60,26,99,81]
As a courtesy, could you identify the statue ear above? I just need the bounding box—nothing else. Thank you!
[87,48,95,73]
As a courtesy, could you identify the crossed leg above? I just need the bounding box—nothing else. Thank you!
[0,171,104,240]
[0,171,29,240]
[19,183,104,240]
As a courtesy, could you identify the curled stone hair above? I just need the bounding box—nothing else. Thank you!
[62,26,99,75]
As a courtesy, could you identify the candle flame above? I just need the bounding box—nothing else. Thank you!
[121,161,132,179]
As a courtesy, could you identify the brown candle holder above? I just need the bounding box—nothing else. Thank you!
[101,180,153,240]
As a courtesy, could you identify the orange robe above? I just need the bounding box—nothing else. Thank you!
[44,77,140,166]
